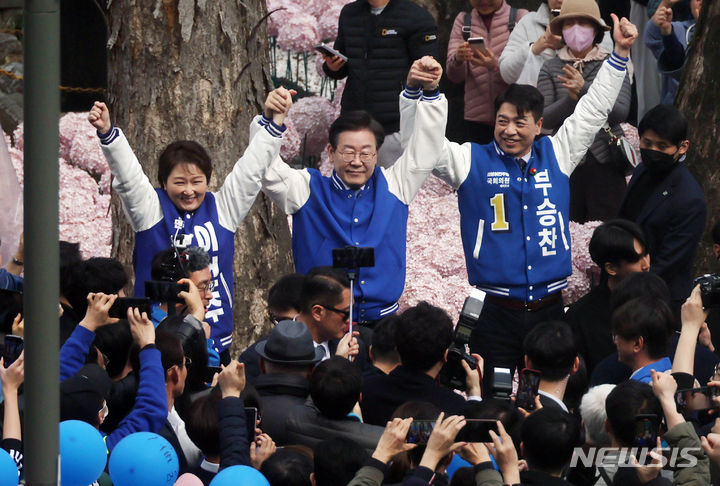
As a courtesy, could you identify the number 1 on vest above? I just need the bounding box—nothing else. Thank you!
[490,193,510,232]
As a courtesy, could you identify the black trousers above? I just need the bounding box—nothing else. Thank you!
[468,296,564,396]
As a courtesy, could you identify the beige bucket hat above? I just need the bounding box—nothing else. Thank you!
[549,0,611,36]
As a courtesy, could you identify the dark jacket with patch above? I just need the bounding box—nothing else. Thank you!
[324,0,438,133]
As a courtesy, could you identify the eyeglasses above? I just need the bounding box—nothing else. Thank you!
[320,304,351,320]
[337,150,376,163]
[197,281,215,294]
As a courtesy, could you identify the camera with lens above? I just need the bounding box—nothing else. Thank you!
[438,290,485,391]
[694,274,720,308]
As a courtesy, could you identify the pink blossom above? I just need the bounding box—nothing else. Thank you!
[280,118,303,161]
[317,3,344,41]
[317,148,333,176]
[562,220,602,305]
[285,96,335,157]
[400,176,473,321]
[59,112,91,161]
[332,80,345,118]
[276,10,319,53]
[314,54,327,78]
[9,113,112,258]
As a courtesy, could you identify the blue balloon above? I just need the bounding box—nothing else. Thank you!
[59,420,107,486]
[0,448,19,486]
[109,432,178,486]
[210,465,270,486]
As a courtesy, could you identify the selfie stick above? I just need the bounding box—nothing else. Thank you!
[346,268,356,362]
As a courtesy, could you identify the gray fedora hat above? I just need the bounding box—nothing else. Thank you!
[255,319,324,365]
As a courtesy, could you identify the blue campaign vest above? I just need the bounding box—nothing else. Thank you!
[457,138,572,301]
[133,190,236,351]
[292,168,408,321]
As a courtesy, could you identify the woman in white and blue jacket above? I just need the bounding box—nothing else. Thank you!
[88,88,293,358]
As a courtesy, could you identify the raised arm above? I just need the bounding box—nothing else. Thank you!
[384,57,448,205]
[672,286,707,375]
[217,361,252,470]
[106,307,167,451]
[59,293,118,381]
[550,14,638,176]
[1,352,24,441]
[89,102,162,232]
[215,87,294,230]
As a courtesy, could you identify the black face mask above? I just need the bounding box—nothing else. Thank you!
[640,148,677,174]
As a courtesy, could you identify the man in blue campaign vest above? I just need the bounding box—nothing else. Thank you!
[409,15,640,380]
[89,88,295,360]
[260,57,446,326]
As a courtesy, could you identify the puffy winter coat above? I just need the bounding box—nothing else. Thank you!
[446,3,527,124]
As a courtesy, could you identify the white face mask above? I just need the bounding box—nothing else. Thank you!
[562,24,595,53]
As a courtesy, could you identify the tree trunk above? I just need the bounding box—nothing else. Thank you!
[676,0,720,274]
[106,1,293,354]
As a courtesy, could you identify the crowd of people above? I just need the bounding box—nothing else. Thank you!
[0,0,717,483]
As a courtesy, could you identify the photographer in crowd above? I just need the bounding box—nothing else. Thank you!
[361,302,482,426]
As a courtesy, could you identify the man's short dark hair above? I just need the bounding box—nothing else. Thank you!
[155,328,185,378]
[712,219,720,245]
[151,246,209,282]
[494,84,544,123]
[328,111,385,150]
[606,380,662,446]
[157,140,212,187]
[309,356,362,419]
[307,266,351,288]
[589,219,648,277]
[64,257,128,316]
[610,272,671,314]
[267,273,305,314]
[260,449,313,486]
[395,302,453,372]
[521,407,581,474]
[60,241,83,290]
[94,320,133,380]
[523,321,577,381]
[371,315,400,363]
[157,315,208,393]
[185,388,222,457]
[612,296,673,359]
[299,275,345,314]
[313,437,368,486]
[638,105,688,146]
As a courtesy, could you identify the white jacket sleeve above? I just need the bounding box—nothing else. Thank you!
[260,157,312,216]
[215,116,285,230]
[499,15,535,84]
[431,139,474,191]
[550,56,627,177]
[100,128,163,232]
[384,90,449,205]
